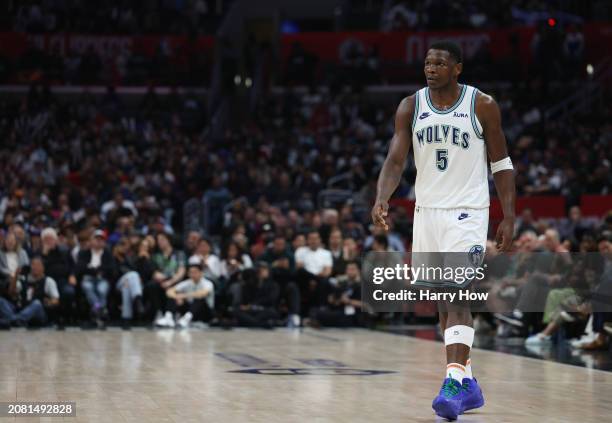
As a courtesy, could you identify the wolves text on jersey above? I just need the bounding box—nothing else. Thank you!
[414,124,470,149]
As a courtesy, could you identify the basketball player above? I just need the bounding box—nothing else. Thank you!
[372,41,515,420]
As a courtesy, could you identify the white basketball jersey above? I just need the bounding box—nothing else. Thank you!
[411,84,489,209]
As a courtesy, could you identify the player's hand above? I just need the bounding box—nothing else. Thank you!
[371,200,389,231]
[495,217,515,252]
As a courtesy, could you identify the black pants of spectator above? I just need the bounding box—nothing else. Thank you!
[166,298,212,322]
[283,282,300,315]
[295,269,329,317]
[234,308,278,328]
[270,268,301,316]
[311,308,359,327]
[593,312,612,333]
[515,274,550,333]
[59,282,77,324]
[144,281,168,319]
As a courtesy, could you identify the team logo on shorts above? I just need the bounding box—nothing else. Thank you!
[468,245,485,267]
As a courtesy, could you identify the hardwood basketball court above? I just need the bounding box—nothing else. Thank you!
[1,328,610,422]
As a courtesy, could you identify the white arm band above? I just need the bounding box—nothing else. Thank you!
[490,157,513,174]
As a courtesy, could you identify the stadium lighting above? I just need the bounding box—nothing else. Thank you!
[586,64,594,75]
[234,75,241,85]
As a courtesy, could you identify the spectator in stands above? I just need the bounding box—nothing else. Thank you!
[295,229,333,315]
[495,228,572,336]
[261,235,295,271]
[75,229,115,328]
[184,230,202,257]
[0,256,59,328]
[233,262,280,328]
[559,206,593,245]
[515,208,537,236]
[40,227,76,324]
[295,230,333,278]
[113,236,145,328]
[157,256,214,328]
[149,233,185,325]
[328,228,347,276]
[364,219,405,253]
[194,238,221,282]
[576,234,612,350]
[219,241,253,281]
[0,231,30,295]
[260,234,301,327]
[307,261,363,327]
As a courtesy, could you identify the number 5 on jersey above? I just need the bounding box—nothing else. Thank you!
[436,149,448,171]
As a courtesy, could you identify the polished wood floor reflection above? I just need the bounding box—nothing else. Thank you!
[0,328,611,422]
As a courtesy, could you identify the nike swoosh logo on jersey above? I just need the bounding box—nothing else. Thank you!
[418,112,430,120]
[458,213,469,220]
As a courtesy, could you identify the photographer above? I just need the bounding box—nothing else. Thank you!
[0,257,59,327]
[307,261,363,328]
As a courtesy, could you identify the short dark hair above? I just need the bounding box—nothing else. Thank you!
[373,234,389,249]
[429,40,463,63]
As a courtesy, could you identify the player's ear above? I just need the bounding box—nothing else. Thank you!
[455,62,463,78]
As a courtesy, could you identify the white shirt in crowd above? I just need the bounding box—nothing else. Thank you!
[173,277,215,309]
[204,254,221,278]
[89,249,103,268]
[6,252,18,276]
[295,246,333,275]
[219,254,253,279]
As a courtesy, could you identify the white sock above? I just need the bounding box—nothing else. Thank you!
[465,358,473,379]
[446,363,466,383]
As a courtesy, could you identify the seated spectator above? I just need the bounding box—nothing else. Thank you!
[40,227,76,325]
[260,235,295,271]
[75,229,116,328]
[156,256,214,328]
[148,232,185,324]
[364,220,405,253]
[260,235,300,327]
[295,229,333,315]
[328,228,347,276]
[0,256,59,328]
[525,263,592,345]
[233,262,280,328]
[184,230,202,257]
[193,238,221,282]
[0,231,30,295]
[113,237,145,328]
[219,241,253,282]
[307,261,364,327]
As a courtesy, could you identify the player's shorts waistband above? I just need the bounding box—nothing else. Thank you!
[414,205,489,211]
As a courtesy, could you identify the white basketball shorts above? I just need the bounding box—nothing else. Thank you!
[411,206,489,288]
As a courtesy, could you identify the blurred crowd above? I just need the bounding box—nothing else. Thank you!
[5,0,228,34]
[380,0,611,31]
[481,218,612,352]
[0,79,610,335]
[1,37,211,86]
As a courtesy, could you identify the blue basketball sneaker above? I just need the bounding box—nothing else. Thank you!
[432,378,463,421]
[461,377,484,413]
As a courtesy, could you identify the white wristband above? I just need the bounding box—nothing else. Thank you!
[490,157,513,174]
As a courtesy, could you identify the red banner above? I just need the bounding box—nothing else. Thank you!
[281,24,612,68]
[281,28,536,65]
[0,32,215,60]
